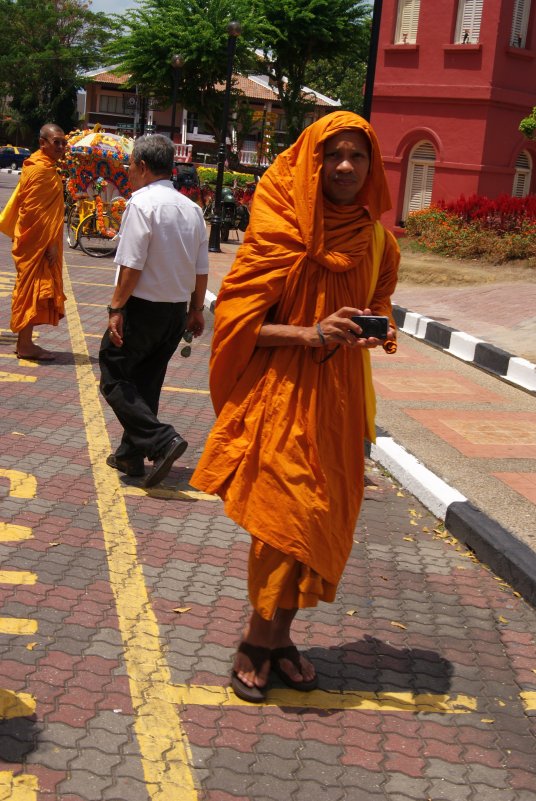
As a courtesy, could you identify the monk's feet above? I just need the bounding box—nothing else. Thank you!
[16,346,55,362]
[231,641,271,703]
[270,644,318,691]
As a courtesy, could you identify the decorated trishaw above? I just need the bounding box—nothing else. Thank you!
[63,126,133,257]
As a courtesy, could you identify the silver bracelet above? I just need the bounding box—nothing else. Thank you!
[316,322,326,346]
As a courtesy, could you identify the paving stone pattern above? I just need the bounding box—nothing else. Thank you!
[0,174,536,800]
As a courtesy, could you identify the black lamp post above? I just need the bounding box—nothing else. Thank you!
[169,54,185,144]
[208,21,241,253]
[362,0,383,121]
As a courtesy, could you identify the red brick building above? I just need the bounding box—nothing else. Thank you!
[371,0,536,230]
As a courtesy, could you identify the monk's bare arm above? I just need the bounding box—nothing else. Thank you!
[257,307,389,349]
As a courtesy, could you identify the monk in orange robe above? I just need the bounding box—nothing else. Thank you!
[2,124,66,360]
[191,111,400,702]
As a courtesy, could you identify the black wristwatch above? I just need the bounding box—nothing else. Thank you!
[107,305,125,314]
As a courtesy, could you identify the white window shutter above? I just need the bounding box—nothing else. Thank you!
[405,142,436,217]
[511,0,531,47]
[455,0,484,43]
[512,151,532,197]
[395,0,421,43]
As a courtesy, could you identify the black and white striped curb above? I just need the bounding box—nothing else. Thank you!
[204,288,536,605]
[370,435,536,607]
[392,304,536,394]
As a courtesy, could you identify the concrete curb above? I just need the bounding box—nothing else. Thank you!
[371,436,536,607]
[393,304,536,393]
[205,288,536,606]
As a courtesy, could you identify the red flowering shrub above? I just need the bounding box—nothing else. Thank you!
[406,194,536,263]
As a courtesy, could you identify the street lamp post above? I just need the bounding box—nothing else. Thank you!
[169,54,185,144]
[362,0,383,121]
[208,21,241,253]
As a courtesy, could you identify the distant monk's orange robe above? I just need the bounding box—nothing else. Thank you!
[0,150,65,332]
[191,112,400,619]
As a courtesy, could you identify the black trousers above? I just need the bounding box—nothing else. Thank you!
[99,295,188,462]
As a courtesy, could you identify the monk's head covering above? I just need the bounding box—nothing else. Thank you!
[285,109,391,222]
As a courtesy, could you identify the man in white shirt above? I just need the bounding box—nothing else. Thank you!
[99,134,208,488]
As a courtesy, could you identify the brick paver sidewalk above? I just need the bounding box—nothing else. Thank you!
[1,172,536,800]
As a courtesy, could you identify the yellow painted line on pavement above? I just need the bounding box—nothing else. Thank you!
[0,372,37,383]
[162,387,209,395]
[0,524,33,541]
[0,469,36,498]
[0,571,36,585]
[125,486,218,502]
[0,771,38,801]
[63,264,199,801]
[521,691,536,711]
[77,302,106,308]
[170,684,477,713]
[0,690,36,719]
[0,618,37,635]
[0,292,10,299]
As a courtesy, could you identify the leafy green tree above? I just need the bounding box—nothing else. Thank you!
[305,34,370,116]
[0,0,111,143]
[519,106,536,140]
[106,0,263,142]
[259,0,371,145]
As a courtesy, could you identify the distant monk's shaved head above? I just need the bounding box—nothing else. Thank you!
[39,123,64,141]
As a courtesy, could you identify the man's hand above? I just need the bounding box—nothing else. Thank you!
[186,309,205,338]
[108,311,124,347]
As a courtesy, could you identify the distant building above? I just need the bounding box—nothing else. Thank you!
[371,0,536,231]
[79,68,339,167]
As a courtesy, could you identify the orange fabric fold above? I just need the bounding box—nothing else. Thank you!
[191,111,400,597]
[9,150,65,332]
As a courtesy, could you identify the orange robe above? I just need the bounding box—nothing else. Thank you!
[7,150,65,332]
[191,112,400,616]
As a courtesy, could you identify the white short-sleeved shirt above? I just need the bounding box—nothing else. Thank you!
[114,179,209,303]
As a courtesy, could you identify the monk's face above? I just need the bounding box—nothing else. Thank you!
[39,126,67,163]
[322,129,371,205]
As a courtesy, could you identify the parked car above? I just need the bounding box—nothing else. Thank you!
[172,162,199,191]
[0,145,31,170]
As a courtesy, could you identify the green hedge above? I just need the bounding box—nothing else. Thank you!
[197,167,253,187]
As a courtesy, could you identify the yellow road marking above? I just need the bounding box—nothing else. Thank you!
[0,469,37,498]
[125,486,218,502]
[521,691,536,711]
[0,771,38,801]
[0,524,33,541]
[162,387,209,395]
[0,292,11,299]
[170,684,477,713]
[0,571,36,585]
[0,372,37,382]
[0,618,37,635]
[63,264,199,801]
[0,354,37,363]
[0,690,36,720]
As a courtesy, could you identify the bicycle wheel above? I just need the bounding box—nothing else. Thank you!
[77,213,118,258]
[66,204,81,249]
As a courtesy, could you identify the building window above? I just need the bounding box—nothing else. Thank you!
[394,0,421,44]
[511,0,531,47]
[98,94,125,114]
[512,151,532,197]
[454,0,483,44]
[186,111,212,136]
[403,141,436,220]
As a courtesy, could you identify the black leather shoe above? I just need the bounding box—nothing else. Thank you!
[144,436,188,488]
[106,454,145,477]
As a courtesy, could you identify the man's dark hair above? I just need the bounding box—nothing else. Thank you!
[132,134,174,176]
